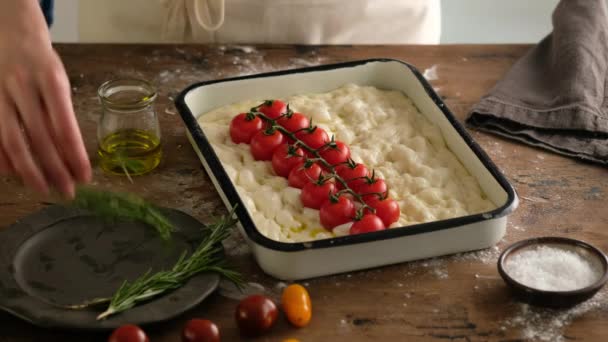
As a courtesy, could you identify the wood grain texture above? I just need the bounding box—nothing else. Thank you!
[0,44,607,341]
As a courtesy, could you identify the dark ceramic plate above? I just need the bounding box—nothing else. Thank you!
[0,205,220,331]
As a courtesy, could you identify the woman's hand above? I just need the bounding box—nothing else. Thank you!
[0,0,91,198]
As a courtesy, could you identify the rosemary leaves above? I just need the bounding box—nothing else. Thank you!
[71,187,174,241]
[96,208,242,320]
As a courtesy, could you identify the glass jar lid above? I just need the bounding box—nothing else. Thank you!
[98,78,157,111]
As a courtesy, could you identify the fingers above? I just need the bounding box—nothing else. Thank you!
[0,143,13,176]
[38,53,91,184]
[0,91,49,195]
[6,72,75,197]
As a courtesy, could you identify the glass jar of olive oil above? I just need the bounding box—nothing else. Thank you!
[97,79,162,176]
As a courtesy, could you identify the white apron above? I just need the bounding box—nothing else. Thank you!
[161,0,441,44]
[78,0,441,44]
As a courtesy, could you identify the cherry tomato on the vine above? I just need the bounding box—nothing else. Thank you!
[250,129,285,161]
[108,325,149,342]
[235,295,278,337]
[301,180,336,209]
[258,100,287,119]
[281,284,312,328]
[181,319,220,342]
[356,177,388,201]
[349,214,386,235]
[288,162,323,189]
[295,127,330,151]
[229,112,264,144]
[320,140,351,166]
[364,196,400,227]
[277,112,310,133]
[335,162,369,190]
[319,195,356,230]
[272,144,305,178]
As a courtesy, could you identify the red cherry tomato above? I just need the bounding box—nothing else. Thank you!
[349,214,386,235]
[250,129,285,161]
[301,181,336,209]
[356,178,388,201]
[258,100,287,119]
[109,325,149,342]
[364,197,401,227]
[295,127,330,151]
[277,112,310,133]
[319,195,356,230]
[229,112,264,144]
[335,162,369,190]
[182,319,220,342]
[288,162,323,189]
[235,295,278,337]
[320,141,351,166]
[272,144,305,178]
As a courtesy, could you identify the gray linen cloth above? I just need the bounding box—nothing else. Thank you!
[467,0,608,165]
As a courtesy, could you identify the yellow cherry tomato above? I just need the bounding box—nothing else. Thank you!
[281,284,312,328]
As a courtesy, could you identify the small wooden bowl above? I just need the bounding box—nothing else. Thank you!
[497,237,608,308]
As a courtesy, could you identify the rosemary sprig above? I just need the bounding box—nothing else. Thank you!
[71,187,174,241]
[97,207,243,320]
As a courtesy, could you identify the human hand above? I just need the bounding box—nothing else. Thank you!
[0,0,91,198]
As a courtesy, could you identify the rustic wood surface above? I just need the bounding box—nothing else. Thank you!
[1,44,607,341]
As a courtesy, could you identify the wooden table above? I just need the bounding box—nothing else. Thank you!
[1,44,607,341]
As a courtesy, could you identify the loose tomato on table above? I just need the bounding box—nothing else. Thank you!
[258,99,287,119]
[277,111,310,133]
[319,195,356,230]
[349,213,386,235]
[335,161,369,190]
[108,325,149,342]
[300,179,336,209]
[319,140,351,166]
[288,162,323,189]
[181,319,220,342]
[295,126,330,151]
[281,284,312,328]
[364,196,400,227]
[229,112,264,144]
[250,128,285,161]
[235,295,278,337]
[272,144,305,178]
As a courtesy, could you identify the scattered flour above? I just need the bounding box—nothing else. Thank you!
[502,291,608,342]
[423,64,439,81]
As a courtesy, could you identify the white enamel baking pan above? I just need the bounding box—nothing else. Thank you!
[175,59,518,280]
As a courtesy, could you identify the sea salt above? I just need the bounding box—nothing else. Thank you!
[504,245,602,291]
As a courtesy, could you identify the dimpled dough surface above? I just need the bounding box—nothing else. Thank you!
[198,84,496,242]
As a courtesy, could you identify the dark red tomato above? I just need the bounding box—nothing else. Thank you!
[349,214,386,235]
[364,197,400,227]
[272,144,305,178]
[235,295,278,337]
[229,113,264,144]
[319,195,356,230]
[258,100,287,119]
[277,112,310,133]
[182,319,220,342]
[320,141,351,166]
[335,162,369,190]
[288,162,323,189]
[295,127,330,151]
[301,181,336,209]
[250,129,285,161]
[108,325,149,342]
[356,178,388,201]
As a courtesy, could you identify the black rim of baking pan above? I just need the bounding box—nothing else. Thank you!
[175,58,519,252]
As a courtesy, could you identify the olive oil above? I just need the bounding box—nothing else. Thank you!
[98,129,162,176]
